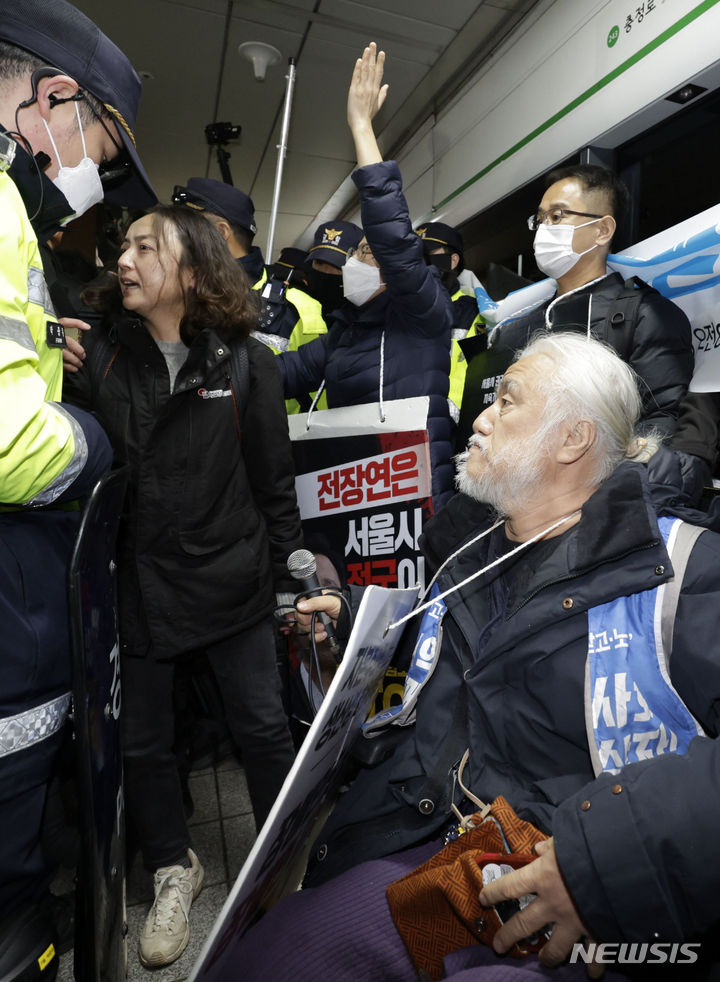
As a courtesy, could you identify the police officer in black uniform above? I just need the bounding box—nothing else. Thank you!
[306,219,362,319]
[174,178,327,356]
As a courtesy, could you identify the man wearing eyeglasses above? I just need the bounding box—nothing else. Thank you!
[0,0,155,946]
[484,164,693,437]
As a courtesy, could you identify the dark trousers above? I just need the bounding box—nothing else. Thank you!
[0,512,77,921]
[0,733,64,919]
[122,617,295,871]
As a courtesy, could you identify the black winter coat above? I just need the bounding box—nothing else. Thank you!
[64,318,303,658]
[306,462,720,948]
[488,272,693,437]
[278,161,455,507]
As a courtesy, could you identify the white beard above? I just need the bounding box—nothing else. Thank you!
[454,432,549,515]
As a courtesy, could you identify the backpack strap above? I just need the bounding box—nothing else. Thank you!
[226,338,249,440]
[601,276,657,359]
[660,519,706,669]
[87,330,120,397]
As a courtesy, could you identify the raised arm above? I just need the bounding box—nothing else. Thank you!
[345,44,453,338]
[347,43,388,167]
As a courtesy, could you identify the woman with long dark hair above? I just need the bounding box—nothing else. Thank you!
[65,204,303,968]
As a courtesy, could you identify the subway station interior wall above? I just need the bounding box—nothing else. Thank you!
[397,0,720,228]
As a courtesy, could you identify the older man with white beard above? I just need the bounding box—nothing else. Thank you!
[231,333,720,982]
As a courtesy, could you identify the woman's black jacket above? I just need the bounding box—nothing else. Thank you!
[64,317,304,658]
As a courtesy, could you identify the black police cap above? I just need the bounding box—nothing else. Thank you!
[0,0,156,207]
[308,220,362,267]
[178,178,257,236]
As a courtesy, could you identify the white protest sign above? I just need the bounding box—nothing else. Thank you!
[288,395,431,441]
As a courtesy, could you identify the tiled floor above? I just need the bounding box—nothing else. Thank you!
[57,755,256,982]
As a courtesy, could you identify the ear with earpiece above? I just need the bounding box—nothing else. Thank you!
[16,67,64,109]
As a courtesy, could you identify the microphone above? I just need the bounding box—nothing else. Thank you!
[287,549,340,655]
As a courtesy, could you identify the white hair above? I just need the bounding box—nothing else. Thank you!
[516,332,660,485]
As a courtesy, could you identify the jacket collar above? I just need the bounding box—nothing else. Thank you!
[174,327,234,393]
[113,315,233,386]
[441,461,671,621]
[570,459,659,576]
[330,289,390,330]
[544,272,624,327]
[238,246,266,286]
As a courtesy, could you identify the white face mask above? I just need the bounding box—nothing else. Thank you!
[533,217,601,280]
[342,255,383,306]
[42,102,104,223]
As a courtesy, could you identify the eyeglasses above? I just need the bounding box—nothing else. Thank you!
[527,208,603,231]
[346,243,376,264]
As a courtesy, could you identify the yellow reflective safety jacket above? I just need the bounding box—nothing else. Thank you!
[253,268,328,412]
[0,170,85,505]
[448,287,485,423]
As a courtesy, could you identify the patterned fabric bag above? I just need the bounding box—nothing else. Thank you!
[386,776,548,981]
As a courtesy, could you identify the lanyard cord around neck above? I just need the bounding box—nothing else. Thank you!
[304,330,387,428]
[544,272,608,331]
[386,509,581,633]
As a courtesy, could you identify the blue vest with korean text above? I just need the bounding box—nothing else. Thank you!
[362,582,446,735]
[585,516,705,776]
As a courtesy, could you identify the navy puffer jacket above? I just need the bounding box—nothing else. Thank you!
[279,161,455,507]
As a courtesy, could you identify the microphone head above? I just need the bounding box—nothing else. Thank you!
[287,548,317,580]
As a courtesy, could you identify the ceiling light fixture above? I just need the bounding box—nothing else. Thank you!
[238,41,282,82]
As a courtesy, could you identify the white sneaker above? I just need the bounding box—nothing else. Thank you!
[139,848,204,968]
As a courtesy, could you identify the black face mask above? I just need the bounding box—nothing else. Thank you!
[307,268,345,317]
[426,252,459,289]
[426,252,453,273]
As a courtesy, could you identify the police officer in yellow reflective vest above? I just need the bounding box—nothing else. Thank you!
[0,0,155,925]
[174,178,327,368]
[416,222,485,425]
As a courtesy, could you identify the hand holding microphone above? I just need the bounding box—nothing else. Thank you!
[287,549,341,656]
